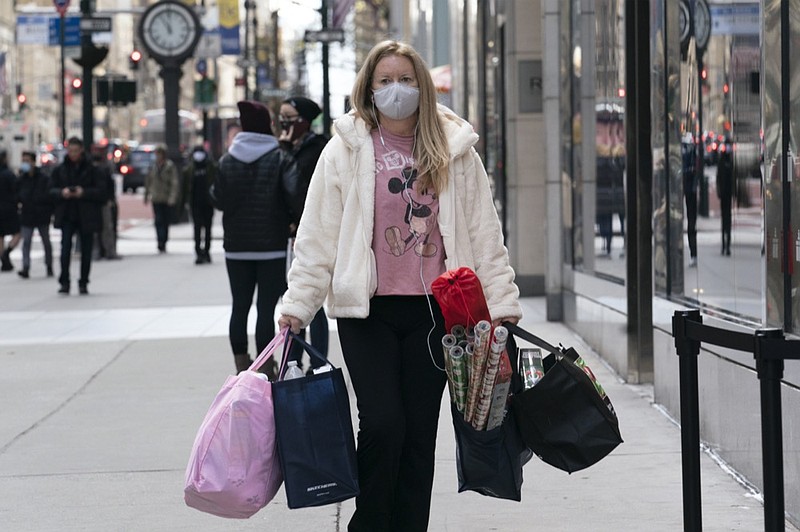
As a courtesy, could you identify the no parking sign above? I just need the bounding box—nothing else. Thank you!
[53,0,70,16]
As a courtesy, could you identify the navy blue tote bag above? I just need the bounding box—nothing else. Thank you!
[272,331,359,509]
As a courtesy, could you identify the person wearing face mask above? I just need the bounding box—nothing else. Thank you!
[278,96,331,373]
[183,145,218,264]
[278,41,521,532]
[16,151,54,278]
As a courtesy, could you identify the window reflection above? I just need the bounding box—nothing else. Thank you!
[571,0,765,322]
[680,3,763,321]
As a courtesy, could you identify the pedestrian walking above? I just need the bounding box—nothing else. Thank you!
[48,137,105,295]
[211,101,303,376]
[682,133,699,267]
[17,150,54,278]
[717,137,734,256]
[278,40,521,532]
[0,149,21,272]
[183,145,217,264]
[144,145,179,253]
[279,95,330,372]
[92,152,120,260]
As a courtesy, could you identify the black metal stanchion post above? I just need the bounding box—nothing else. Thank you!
[672,310,703,531]
[754,329,786,532]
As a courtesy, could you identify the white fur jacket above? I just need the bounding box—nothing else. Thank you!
[280,105,522,327]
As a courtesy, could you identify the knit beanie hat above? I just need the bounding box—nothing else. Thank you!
[237,100,272,135]
[283,96,322,123]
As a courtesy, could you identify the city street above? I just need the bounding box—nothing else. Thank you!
[0,194,796,531]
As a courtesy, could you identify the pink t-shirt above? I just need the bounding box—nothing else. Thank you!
[371,128,446,295]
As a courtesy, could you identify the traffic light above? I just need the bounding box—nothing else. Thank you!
[129,49,142,71]
[16,84,26,110]
[71,77,83,93]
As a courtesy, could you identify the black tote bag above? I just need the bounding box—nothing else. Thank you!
[272,331,359,509]
[451,402,533,501]
[504,323,623,474]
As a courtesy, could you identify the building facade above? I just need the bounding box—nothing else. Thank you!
[400,0,798,526]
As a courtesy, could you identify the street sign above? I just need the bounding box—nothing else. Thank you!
[259,88,290,99]
[53,0,70,16]
[304,29,345,44]
[80,17,112,33]
[16,16,51,45]
[48,16,81,46]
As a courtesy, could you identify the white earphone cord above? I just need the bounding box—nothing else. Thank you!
[373,103,441,371]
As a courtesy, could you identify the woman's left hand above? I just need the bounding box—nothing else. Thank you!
[493,317,519,328]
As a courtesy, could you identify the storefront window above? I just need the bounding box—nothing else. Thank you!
[678,1,764,322]
[566,0,765,323]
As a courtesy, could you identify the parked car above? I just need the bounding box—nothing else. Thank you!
[120,144,157,193]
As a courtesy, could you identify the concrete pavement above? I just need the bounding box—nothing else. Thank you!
[0,210,796,531]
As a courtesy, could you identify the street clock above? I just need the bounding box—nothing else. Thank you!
[138,0,201,64]
[694,0,711,51]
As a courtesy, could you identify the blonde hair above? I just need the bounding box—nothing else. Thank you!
[351,40,450,193]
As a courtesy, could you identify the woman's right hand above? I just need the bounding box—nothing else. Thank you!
[278,314,303,334]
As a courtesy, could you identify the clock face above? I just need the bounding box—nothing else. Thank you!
[694,0,711,51]
[140,1,200,61]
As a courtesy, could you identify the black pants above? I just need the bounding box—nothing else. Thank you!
[59,220,93,286]
[192,203,214,255]
[225,258,286,356]
[597,212,613,254]
[152,202,171,250]
[720,196,732,253]
[338,296,447,532]
[685,184,698,258]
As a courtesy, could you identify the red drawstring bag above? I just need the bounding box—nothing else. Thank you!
[431,267,492,332]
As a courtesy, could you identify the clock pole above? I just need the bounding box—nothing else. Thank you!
[161,64,183,165]
[137,0,202,167]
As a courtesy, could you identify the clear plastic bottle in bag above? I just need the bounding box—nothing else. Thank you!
[283,360,304,380]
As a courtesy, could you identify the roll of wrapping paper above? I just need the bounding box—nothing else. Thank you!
[465,320,492,423]
[464,342,474,381]
[451,324,467,342]
[472,326,508,430]
[448,345,467,412]
[441,334,457,402]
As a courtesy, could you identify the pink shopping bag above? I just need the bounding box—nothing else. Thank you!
[184,331,288,518]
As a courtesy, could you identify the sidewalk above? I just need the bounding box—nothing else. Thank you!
[0,219,795,531]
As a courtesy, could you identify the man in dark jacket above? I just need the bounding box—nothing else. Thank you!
[48,137,105,294]
[717,138,734,256]
[183,145,218,264]
[212,100,303,375]
[682,133,698,267]
[0,149,21,272]
[17,150,54,278]
[279,96,330,372]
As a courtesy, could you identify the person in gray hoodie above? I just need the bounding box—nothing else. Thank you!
[211,100,302,375]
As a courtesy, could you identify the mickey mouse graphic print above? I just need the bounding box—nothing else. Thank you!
[371,128,446,295]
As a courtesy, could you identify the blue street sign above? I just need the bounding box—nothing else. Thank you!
[48,16,80,46]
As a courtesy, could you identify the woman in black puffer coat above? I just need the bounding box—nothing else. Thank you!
[211,100,303,375]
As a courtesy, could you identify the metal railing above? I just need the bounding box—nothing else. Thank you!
[672,309,799,531]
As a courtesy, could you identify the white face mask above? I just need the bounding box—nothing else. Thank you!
[372,82,420,120]
[192,151,207,162]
